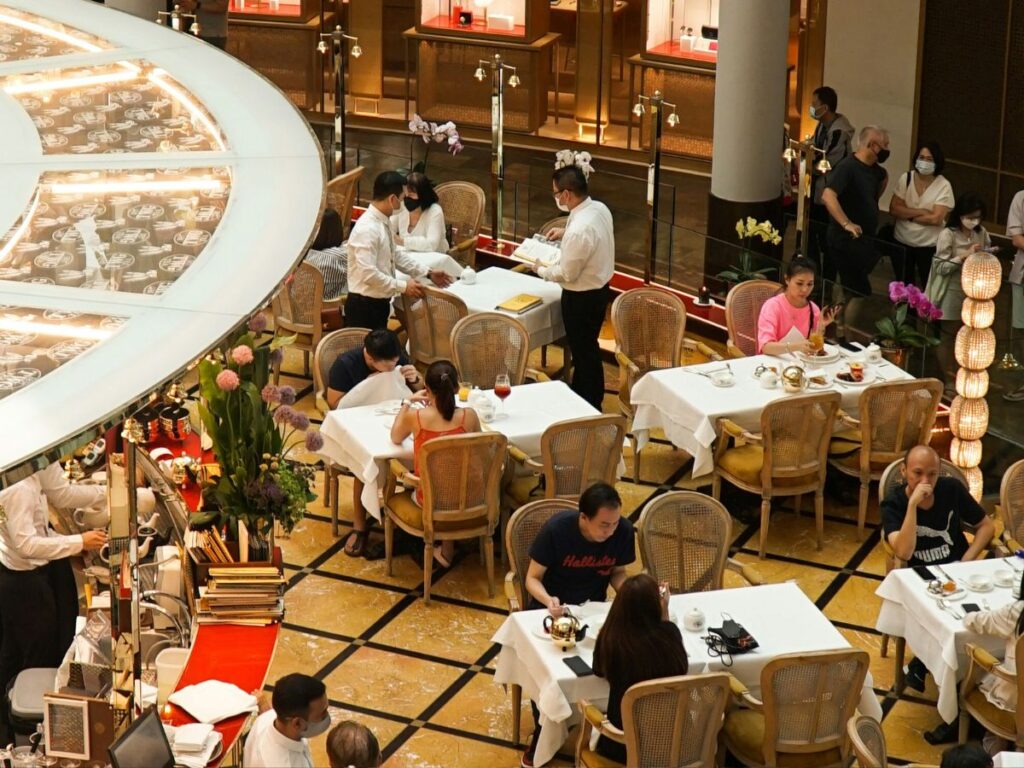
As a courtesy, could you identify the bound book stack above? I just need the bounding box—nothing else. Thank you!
[184,528,235,564]
[197,567,285,625]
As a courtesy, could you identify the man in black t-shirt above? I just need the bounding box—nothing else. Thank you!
[326,330,422,559]
[520,482,634,767]
[822,125,890,298]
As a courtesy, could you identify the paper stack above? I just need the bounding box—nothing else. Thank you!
[197,567,284,625]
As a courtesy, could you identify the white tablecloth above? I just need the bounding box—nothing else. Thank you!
[876,558,1020,723]
[494,582,882,766]
[446,267,564,349]
[630,354,914,477]
[318,381,602,520]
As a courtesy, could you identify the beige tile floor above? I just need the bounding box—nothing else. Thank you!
[253,337,956,767]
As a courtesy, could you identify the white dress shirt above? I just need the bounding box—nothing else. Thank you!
[537,197,615,291]
[243,710,313,768]
[0,463,104,571]
[391,203,449,253]
[347,205,428,298]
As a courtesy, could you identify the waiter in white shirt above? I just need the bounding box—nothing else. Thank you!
[537,165,615,409]
[244,673,330,768]
[345,171,453,330]
[0,462,107,735]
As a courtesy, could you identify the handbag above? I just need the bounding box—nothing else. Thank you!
[704,613,759,666]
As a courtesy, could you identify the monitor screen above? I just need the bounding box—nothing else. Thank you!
[108,708,175,768]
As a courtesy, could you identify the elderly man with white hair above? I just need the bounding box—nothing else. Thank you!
[821,124,891,300]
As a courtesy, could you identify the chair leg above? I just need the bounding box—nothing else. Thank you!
[793,492,803,516]
[858,480,869,540]
[880,633,890,658]
[814,491,824,551]
[712,474,721,501]
[511,683,522,746]
[958,709,970,745]
[484,535,495,598]
[541,344,548,368]
[893,637,906,693]
[630,434,641,482]
[384,516,394,576]
[323,464,332,508]
[423,541,434,604]
[759,497,771,559]
[303,350,310,376]
[272,357,281,385]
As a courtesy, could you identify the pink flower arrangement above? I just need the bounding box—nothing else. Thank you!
[876,281,942,349]
[278,386,297,405]
[231,345,254,365]
[215,369,240,391]
[261,384,281,404]
[304,430,324,452]
[248,313,268,334]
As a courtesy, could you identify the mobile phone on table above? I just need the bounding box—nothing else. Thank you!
[912,565,936,581]
[563,656,593,677]
[962,603,981,614]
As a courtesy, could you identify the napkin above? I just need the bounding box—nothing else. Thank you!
[168,680,258,724]
[166,727,223,768]
[995,754,1024,767]
[172,722,214,752]
[337,369,410,410]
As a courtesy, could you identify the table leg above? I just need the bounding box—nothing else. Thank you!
[893,636,906,693]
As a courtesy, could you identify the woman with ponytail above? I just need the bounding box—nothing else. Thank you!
[390,360,480,567]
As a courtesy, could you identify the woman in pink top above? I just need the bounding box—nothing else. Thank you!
[757,257,839,355]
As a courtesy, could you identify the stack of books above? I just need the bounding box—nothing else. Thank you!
[184,528,235,564]
[197,567,284,625]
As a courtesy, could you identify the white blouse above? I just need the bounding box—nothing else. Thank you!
[893,171,955,248]
[963,601,1023,712]
[391,203,449,253]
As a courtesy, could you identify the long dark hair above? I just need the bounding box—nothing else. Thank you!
[425,360,458,421]
[1015,570,1024,638]
[312,208,343,250]
[594,574,687,684]
[405,172,439,210]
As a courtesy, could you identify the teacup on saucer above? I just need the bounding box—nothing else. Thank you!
[994,569,1015,588]
[967,574,993,592]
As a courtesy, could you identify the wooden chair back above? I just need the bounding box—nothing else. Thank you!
[853,379,943,473]
[619,674,731,768]
[760,391,841,490]
[878,457,968,501]
[274,262,324,345]
[725,279,781,357]
[436,181,485,264]
[450,312,530,387]
[401,286,468,369]
[325,165,364,238]
[538,215,568,237]
[759,649,869,767]
[538,415,627,499]
[846,714,886,768]
[505,499,576,612]
[1000,459,1024,548]
[611,287,686,413]
[313,328,369,413]
[419,432,507,541]
[638,491,732,594]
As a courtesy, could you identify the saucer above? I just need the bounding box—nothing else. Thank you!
[966,581,994,593]
[926,588,965,601]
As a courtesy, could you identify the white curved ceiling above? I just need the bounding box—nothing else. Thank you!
[0,0,325,485]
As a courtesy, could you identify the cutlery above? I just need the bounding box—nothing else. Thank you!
[982,599,990,610]
[934,565,955,582]
[1005,557,1024,573]
[682,367,729,380]
[939,599,964,620]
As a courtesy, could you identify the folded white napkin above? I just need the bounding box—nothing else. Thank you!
[172,722,214,752]
[337,369,410,410]
[168,680,258,724]
[166,727,223,768]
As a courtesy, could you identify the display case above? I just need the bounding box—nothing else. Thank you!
[628,55,714,159]
[643,0,719,66]
[227,0,319,22]
[415,0,550,44]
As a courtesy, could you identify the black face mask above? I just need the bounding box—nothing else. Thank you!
[404,198,420,212]
[875,148,890,164]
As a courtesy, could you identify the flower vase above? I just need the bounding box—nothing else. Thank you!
[880,344,908,370]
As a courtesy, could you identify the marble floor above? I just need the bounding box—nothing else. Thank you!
[261,338,958,768]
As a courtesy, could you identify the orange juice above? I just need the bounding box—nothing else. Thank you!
[809,331,825,351]
[458,382,471,402]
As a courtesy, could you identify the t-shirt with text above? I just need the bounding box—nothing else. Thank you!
[880,477,986,565]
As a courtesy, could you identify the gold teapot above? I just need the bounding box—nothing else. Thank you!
[543,609,589,651]
[781,365,808,394]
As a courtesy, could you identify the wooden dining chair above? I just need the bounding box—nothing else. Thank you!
[723,649,869,768]
[612,287,720,481]
[449,312,547,388]
[272,262,324,383]
[504,498,575,745]
[382,432,506,604]
[435,181,485,267]
[845,714,939,768]
[999,458,1024,551]
[538,215,567,237]
[400,286,468,371]
[312,327,369,535]
[636,491,761,594]
[712,391,841,559]
[827,378,943,539]
[325,165,364,238]
[959,634,1024,749]
[724,279,781,358]
[576,673,732,768]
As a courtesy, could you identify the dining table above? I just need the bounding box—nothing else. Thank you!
[493,581,883,767]
[318,380,605,520]
[629,351,915,477]
[876,556,1024,723]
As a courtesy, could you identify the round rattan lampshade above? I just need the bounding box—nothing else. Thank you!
[949,396,989,441]
[961,298,995,329]
[963,466,984,500]
[950,438,983,469]
[955,326,996,370]
[962,251,1002,300]
[955,369,989,399]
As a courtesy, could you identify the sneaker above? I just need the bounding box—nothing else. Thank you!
[520,746,535,768]
[903,662,926,693]
[924,720,959,745]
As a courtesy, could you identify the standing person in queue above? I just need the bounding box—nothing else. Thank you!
[345,171,453,330]
[0,463,108,740]
[534,165,615,410]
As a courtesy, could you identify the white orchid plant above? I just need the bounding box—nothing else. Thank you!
[716,218,783,284]
[554,149,594,179]
[408,113,464,173]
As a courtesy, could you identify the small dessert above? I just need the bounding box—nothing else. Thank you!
[942,580,957,593]
[809,375,828,386]
[849,362,864,382]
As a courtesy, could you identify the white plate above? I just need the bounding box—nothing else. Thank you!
[807,373,833,389]
[926,588,966,601]
[710,377,736,388]
[373,400,403,416]
[833,368,877,387]
[798,344,840,366]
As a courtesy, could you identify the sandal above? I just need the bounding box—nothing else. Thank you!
[344,529,368,557]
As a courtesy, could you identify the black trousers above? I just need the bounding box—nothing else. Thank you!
[344,293,392,331]
[0,559,77,734]
[826,228,879,298]
[894,243,936,288]
[561,284,609,410]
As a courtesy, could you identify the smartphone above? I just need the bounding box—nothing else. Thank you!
[912,565,936,581]
[962,603,981,614]
[563,656,594,677]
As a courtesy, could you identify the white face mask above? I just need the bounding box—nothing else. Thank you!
[962,217,980,230]
[809,104,825,120]
[301,714,331,738]
[915,159,936,176]
[553,192,570,213]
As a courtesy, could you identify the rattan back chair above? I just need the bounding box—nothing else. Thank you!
[539,414,626,499]
[1000,459,1024,551]
[503,498,576,745]
[538,215,568,237]
[325,165,364,238]
[436,181,485,267]
[713,391,841,559]
[847,715,886,768]
[383,432,507,604]
[577,674,732,768]
[450,312,530,387]
[829,378,943,539]
[637,491,761,594]
[959,633,1024,749]
[611,287,686,481]
[725,279,781,357]
[272,262,324,383]
[401,286,468,371]
[724,649,869,768]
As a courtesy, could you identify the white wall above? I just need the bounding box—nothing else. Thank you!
[823,0,921,207]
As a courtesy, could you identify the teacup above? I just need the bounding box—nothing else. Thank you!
[865,344,882,363]
[994,569,1015,588]
[967,574,992,592]
[461,267,477,285]
[710,371,734,387]
[759,371,779,389]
